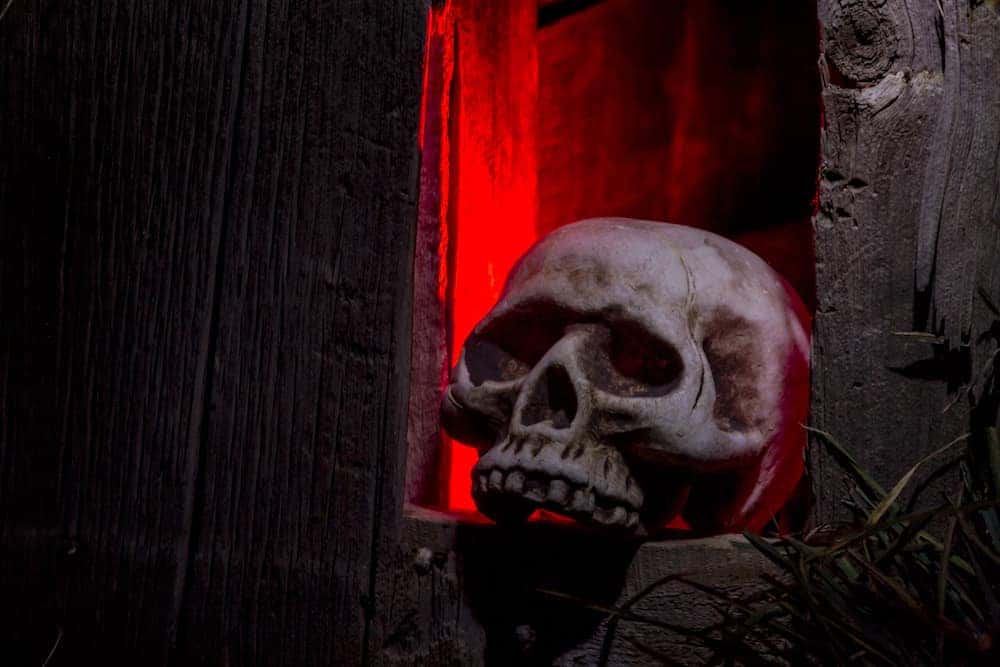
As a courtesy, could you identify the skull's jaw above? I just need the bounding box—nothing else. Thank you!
[470,435,644,532]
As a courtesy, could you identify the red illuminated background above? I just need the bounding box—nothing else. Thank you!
[406,0,820,517]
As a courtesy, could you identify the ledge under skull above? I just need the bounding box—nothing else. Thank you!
[441,218,810,535]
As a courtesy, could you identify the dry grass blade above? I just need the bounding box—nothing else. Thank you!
[868,434,969,526]
[815,499,1000,566]
[697,422,997,663]
[558,417,1000,664]
[849,554,977,648]
[905,455,966,513]
[979,285,1000,317]
[955,513,1000,567]
[957,526,1000,631]
[537,579,765,665]
[41,625,63,667]
[535,588,713,636]
[790,584,897,666]
[741,531,793,573]
[805,426,887,500]
[987,427,1000,500]
[677,577,809,646]
[785,555,856,664]
[592,572,693,666]
[873,510,938,567]
[937,516,958,618]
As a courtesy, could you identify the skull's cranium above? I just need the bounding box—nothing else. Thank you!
[441,218,810,534]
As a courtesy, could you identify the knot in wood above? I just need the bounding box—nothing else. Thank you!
[825,0,899,85]
[413,547,434,573]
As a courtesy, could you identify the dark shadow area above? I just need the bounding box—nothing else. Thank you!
[456,522,642,664]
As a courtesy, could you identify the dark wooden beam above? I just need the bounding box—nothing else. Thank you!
[0,1,426,663]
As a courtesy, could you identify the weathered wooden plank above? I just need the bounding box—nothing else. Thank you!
[170,0,426,663]
[0,1,258,661]
[373,511,775,666]
[811,0,1000,521]
[0,0,426,663]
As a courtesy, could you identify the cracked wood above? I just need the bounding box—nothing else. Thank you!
[812,0,1000,521]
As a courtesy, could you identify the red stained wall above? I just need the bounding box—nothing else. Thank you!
[410,0,538,510]
[537,0,820,297]
[410,0,819,515]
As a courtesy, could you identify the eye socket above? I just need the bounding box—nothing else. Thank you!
[463,302,571,385]
[464,335,532,385]
[590,321,683,397]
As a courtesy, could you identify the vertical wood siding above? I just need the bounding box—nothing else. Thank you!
[0,1,426,663]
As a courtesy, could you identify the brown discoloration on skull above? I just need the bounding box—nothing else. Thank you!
[702,308,763,432]
[441,218,809,534]
[465,336,528,384]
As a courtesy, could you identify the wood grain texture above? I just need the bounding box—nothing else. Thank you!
[406,3,451,509]
[0,0,426,663]
[812,0,1000,520]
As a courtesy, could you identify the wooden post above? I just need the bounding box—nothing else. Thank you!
[0,1,426,663]
[811,0,1000,521]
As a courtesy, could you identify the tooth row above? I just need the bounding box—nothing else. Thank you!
[484,436,643,509]
[474,468,640,529]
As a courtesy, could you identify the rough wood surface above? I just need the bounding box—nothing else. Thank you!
[0,1,426,663]
[372,510,775,666]
[812,0,1000,521]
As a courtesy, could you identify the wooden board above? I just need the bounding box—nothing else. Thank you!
[370,510,776,666]
[811,0,1000,521]
[0,1,426,663]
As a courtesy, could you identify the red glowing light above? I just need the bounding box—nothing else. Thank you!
[414,0,819,523]
[418,0,540,511]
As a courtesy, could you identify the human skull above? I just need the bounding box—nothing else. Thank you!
[441,218,810,534]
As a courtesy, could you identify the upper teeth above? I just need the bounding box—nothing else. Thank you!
[475,435,644,506]
[474,466,640,530]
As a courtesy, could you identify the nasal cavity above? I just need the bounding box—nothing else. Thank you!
[520,364,578,430]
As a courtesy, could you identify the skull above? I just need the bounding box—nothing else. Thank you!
[441,218,810,534]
